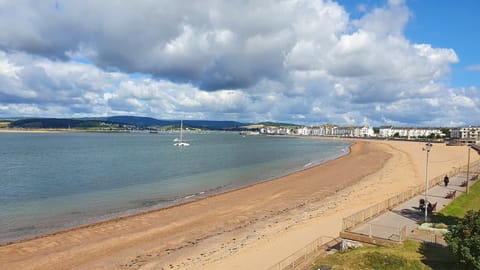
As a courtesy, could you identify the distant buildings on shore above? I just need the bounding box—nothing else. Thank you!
[450,126,480,144]
[295,125,375,137]
[257,124,480,144]
[378,126,443,139]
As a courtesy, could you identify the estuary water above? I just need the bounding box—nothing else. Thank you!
[0,132,351,243]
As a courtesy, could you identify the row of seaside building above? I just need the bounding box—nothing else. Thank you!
[258,125,480,144]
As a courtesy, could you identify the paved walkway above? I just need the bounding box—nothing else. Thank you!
[350,166,480,243]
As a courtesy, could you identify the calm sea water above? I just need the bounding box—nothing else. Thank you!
[0,132,350,243]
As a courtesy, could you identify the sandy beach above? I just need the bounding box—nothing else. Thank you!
[0,139,477,270]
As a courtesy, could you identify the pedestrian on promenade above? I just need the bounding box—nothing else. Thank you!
[444,175,449,187]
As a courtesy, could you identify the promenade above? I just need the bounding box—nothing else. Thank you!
[349,166,479,243]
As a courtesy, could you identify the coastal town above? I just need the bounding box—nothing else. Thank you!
[1,0,480,269]
[258,124,480,144]
[3,117,479,145]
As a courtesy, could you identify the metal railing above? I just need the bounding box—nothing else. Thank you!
[353,223,407,242]
[342,160,480,232]
[269,160,480,270]
[267,236,336,270]
[342,186,422,231]
[409,231,447,246]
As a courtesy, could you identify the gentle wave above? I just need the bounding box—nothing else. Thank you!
[0,132,351,243]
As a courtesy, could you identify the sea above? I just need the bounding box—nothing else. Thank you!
[0,132,351,244]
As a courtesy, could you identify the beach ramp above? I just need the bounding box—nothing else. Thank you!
[341,164,480,248]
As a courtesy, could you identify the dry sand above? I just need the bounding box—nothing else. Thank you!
[0,139,477,270]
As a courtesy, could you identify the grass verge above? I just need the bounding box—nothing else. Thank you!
[433,180,480,224]
[313,181,480,270]
[312,240,458,270]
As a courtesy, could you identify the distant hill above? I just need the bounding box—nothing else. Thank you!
[9,116,251,130]
[9,118,104,129]
[107,116,249,130]
[258,121,300,127]
[182,120,248,130]
[106,116,173,127]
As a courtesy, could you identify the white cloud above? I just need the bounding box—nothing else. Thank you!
[0,0,474,126]
[353,0,410,37]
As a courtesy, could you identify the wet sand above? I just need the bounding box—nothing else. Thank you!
[0,139,475,270]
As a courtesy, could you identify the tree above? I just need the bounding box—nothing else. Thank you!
[444,210,480,270]
[441,128,451,138]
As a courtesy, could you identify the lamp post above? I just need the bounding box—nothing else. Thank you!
[424,143,432,222]
[464,143,480,194]
[466,145,471,194]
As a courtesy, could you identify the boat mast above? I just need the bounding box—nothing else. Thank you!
[180,120,183,142]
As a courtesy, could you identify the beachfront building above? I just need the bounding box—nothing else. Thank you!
[301,125,334,136]
[259,126,294,135]
[296,125,374,138]
[358,125,376,137]
[379,126,444,139]
[335,126,375,137]
[297,126,312,136]
[307,124,339,136]
[450,126,480,144]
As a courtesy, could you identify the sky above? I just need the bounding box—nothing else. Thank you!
[0,0,479,127]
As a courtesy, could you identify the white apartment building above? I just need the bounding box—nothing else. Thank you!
[379,126,444,138]
[357,125,375,137]
[297,125,374,137]
[259,126,294,135]
[450,126,480,144]
[297,126,311,136]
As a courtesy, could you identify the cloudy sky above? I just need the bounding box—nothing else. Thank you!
[0,0,478,127]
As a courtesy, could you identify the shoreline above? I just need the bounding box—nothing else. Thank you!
[0,139,476,270]
[0,138,354,247]
[1,139,378,270]
[0,137,352,247]
[203,139,477,270]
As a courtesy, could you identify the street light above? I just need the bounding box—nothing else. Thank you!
[424,143,433,222]
[466,144,480,194]
[466,145,471,194]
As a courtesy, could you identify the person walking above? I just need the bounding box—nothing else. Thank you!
[444,175,450,187]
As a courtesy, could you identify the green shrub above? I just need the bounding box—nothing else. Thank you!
[445,210,480,270]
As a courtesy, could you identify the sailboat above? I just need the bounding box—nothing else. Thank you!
[174,120,190,147]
